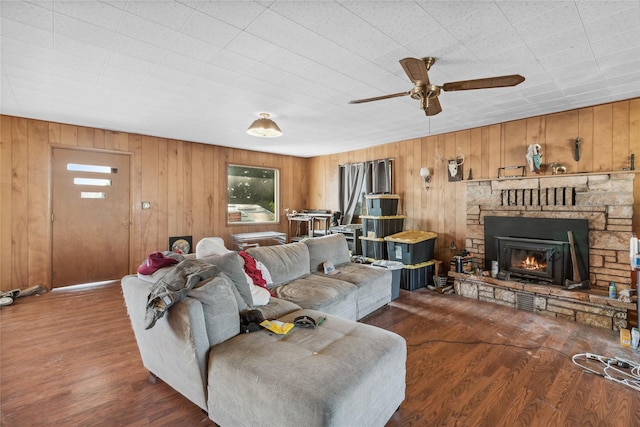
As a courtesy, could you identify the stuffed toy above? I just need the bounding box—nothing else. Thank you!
[240,309,265,333]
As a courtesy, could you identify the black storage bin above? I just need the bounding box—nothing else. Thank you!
[361,215,405,239]
[401,260,435,291]
[385,230,437,265]
[365,194,399,216]
[359,236,387,261]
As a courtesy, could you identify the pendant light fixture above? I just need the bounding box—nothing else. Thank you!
[247,113,282,138]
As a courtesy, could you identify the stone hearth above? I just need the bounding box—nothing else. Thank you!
[450,272,634,330]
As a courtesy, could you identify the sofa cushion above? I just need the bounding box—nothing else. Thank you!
[246,242,310,287]
[254,297,301,320]
[318,263,392,319]
[271,275,357,320]
[200,252,252,309]
[188,273,240,347]
[304,233,351,273]
[206,309,407,427]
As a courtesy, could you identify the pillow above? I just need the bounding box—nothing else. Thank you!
[250,281,271,306]
[200,252,253,308]
[188,274,240,346]
[255,260,273,285]
[196,237,232,258]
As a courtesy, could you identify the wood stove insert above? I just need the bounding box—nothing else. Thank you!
[485,216,589,287]
[495,236,571,285]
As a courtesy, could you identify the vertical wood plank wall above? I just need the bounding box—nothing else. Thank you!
[308,98,640,266]
[1,98,639,291]
[0,115,308,290]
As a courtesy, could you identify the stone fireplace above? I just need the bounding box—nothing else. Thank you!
[466,172,634,291]
[453,172,636,330]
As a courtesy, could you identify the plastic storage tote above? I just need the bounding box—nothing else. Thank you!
[361,215,406,239]
[359,236,388,261]
[365,194,399,216]
[401,260,435,291]
[385,230,437,265]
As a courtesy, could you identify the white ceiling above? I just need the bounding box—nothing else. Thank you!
[2,1,640,158]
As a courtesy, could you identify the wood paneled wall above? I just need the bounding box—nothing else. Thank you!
[309,98,640,266]
[2,98,639,291]
[0,115,308,291]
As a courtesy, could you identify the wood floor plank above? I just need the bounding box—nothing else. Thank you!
[1,282,639,426]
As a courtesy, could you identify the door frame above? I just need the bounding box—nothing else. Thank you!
[49,144,134,287]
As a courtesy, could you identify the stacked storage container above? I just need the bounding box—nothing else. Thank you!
[384,230,438,290]
[359,194,404,261]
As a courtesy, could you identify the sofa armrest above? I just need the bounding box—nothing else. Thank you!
[121,275,210,410]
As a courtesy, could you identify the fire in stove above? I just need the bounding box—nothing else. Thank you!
[519,255,547,271]
[496,236,569,284]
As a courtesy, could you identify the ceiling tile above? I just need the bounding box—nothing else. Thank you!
[1,0,639,158]
[54,0,122,30]
[124,0,194,30]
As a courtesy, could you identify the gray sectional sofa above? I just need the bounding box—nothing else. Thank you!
[121,233,406,427]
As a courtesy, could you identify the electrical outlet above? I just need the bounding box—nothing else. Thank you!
[142,201,151,210]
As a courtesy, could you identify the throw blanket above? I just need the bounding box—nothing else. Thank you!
[238,251,275,297]
[145,259,221,329]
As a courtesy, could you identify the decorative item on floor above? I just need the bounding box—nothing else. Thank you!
[169,235,192,254]
[525,143,542,174]
[246,113,282,138]
[419,167,431,189]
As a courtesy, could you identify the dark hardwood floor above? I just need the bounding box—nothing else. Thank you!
[1,282,638,426]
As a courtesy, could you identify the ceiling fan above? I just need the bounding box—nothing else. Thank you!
[349,57,525,116]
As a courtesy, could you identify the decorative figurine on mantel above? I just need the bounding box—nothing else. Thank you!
[525,143,542,174]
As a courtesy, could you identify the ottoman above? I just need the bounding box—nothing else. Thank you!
[206,309,407,427]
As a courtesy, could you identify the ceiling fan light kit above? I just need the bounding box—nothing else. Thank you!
[247,113,283,138]
[350,57,525,117]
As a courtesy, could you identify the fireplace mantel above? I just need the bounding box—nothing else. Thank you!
[465,170,638,183]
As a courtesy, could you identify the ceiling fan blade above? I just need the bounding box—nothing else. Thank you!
[442,74,525,92]
[349,91,410,104]
[400,57,431,85]
[423,96,442,116]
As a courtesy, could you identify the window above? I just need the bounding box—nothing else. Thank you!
[227,165,279,224]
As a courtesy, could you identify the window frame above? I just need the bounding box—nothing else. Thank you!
[226,164,280,226]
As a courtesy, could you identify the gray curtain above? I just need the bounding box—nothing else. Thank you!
[339,163,365,225]
[339,159,392,224]
[365,159,392,194]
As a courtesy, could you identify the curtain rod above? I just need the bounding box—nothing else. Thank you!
[338,158,394,167]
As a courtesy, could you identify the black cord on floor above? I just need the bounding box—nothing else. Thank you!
[406,338,572,358]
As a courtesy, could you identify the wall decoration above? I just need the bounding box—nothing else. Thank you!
[169,236,192,254]
[525,143,542,174]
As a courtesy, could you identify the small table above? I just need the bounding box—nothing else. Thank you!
[288,213,332,242]
[231,231,287,251]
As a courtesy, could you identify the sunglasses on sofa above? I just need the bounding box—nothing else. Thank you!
[293,315,317,328]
